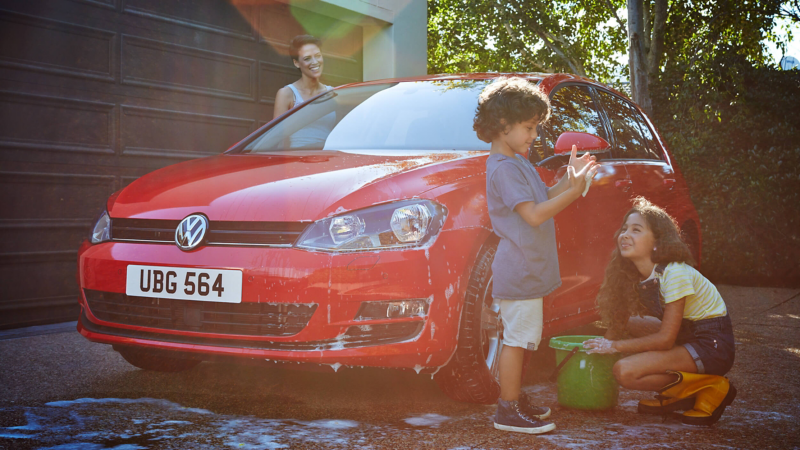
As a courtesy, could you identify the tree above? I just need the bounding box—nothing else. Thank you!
[429,0,795,110]
[428,0,800,286]
[650,53,800,285]
[428,0,628,82]
[623,0,665,113]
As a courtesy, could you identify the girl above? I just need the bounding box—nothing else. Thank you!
[583,197,736,426]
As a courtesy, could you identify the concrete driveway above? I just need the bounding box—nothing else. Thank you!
[1,285,798,449]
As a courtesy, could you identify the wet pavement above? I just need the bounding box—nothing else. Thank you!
[1,285,798,449]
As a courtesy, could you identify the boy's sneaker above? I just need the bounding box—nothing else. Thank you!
[519,391,551,419]
[494,399,556,434]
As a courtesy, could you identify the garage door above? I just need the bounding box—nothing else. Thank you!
[0,0,363,328]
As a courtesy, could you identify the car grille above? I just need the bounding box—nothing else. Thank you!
[111,218,309,247]
[84,290,316,336]
[80,307,424,351]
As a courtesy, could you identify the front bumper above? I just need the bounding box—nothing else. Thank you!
[76,229,479,369]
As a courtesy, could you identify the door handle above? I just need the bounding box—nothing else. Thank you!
[615,179,632,191]
[663,179,676,190]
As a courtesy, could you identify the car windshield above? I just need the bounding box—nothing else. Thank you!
[242,80,494,153]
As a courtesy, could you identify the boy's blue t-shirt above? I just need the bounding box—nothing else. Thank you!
[486,153,561,300]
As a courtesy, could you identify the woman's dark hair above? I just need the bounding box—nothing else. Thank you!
[289,35,322,61]
[473,77,551,143]
[597,197,696,336]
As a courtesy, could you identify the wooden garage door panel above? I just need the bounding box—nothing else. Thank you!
[0,91,115,154]
[121,105,255,159]
[0,172,116,220]
[0,0,364,327]
[71,0,117,10]
[123,0,256,40]
[121,35,256,101]
[0,257,80,310]
[257,4,302,46]
[0,219,91,255]
[0,170,114,324]
[0,10,115,81]
[259,62,301,104]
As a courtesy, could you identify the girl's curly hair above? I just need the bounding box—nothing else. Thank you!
[473,77,551,143]
[597,197,696,336]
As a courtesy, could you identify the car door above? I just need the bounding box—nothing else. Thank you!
[595,90,677,212]
[533,84,633,327]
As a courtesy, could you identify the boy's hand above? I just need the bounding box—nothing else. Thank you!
[568,144,596,173]
[567,159,598,196]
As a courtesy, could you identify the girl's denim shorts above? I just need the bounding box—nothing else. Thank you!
[675,314,735,376]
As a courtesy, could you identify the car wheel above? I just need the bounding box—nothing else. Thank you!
[115,346,201,373]
[434,239,503,404]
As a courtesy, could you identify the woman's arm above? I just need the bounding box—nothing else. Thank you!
[611,299,685,353]
[273,87,294,118]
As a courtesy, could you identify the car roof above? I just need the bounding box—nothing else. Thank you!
[331,72,628,100]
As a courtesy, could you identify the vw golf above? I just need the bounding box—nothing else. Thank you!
[77,73,701,403]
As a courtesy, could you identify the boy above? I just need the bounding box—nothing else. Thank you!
[474,77,597,434]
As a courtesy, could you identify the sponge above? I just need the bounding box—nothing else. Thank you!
[582,170,594,197]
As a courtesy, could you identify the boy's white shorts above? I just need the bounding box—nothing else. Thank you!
[497,298,543,351]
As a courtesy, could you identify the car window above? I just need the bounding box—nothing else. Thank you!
[632,109,662,159]
[324,80,491,151]
[597,91,661,160]
[244,84,389,152]
[543,84,607,157]
[242,81,492,153]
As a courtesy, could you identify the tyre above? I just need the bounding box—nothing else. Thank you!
[115,346,201,373]
[434,239,503,404]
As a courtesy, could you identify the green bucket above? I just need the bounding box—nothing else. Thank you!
[548,335,622,410]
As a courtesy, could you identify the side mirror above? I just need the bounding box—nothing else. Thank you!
[554,132,610,155]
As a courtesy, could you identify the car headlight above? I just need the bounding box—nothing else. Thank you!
[90,210,112,244]
[355,299,430,320]
[296,200,447,252]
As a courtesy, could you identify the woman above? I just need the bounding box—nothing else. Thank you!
[583,197,736,426]
[273,35,332,117]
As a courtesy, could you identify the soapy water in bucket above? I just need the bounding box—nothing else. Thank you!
[548,335,622,410]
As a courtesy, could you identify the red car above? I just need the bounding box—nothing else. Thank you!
[77,73,701,404]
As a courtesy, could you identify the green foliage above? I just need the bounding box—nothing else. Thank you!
[428,0,790,84]
[660,0,784,73]
[427,0,628,81]
[651,55,800,286]
[428,0,799,285]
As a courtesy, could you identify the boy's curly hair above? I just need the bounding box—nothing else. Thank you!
[597,197,696,337]
[473,77,551,143]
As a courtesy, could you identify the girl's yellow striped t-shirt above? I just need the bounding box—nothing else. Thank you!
[649,262,727,321]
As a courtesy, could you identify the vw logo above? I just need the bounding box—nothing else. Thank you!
[175,214,209,251]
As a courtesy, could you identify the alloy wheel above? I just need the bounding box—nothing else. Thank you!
[480,276,503,379]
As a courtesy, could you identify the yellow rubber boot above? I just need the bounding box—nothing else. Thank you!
[637,371,696,415]
[681,374,737,426]
[638,371,736,425]
[637,396,696,415]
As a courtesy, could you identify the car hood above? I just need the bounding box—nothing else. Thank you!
[110,150,486,222]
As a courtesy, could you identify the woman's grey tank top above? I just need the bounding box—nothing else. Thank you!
[286,83,331,105]
[285,83,335,149]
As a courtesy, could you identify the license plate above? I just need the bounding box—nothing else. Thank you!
[126,265,242,303]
